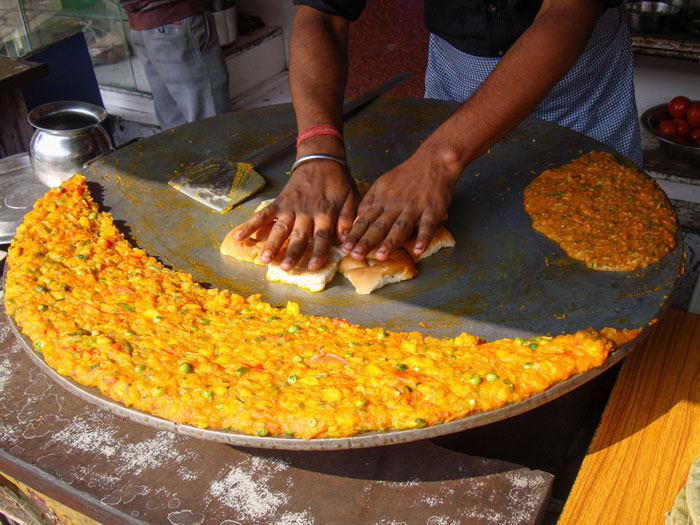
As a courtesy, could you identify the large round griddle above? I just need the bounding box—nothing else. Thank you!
[10,98,681,450]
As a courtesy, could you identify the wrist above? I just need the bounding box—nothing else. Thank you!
[296,134,346,159]
[291,153,349,174]
[418,140,467,185]
[296,124,343,148]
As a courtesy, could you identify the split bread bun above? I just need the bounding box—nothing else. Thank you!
[402,224,456,262]
[219,199,278,265]
[267,247,344,293]
[220,224,272,266]
[338,248,418,295]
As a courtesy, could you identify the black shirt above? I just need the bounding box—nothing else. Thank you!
[293,0,621,57]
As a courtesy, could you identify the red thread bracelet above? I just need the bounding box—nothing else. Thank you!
[296,124,343,148]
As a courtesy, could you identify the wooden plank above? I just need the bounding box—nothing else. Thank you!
[560,309,700,524]
[0,57,47,157]
[0,87,34,157]
[0,57,47,91]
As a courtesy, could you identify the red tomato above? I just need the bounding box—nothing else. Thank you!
[670,134,689,144]
[690,128,700,145]
[657,119,678,137]
[668,96,691,118]
[673,118,691,136]
[687,103,700,128]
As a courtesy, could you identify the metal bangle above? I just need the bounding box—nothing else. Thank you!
[291,154,349,174]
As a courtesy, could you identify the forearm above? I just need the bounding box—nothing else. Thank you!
[289,6,350,157]
[419,0,605,179]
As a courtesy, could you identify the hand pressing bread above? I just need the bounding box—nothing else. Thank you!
[220,186,454,294]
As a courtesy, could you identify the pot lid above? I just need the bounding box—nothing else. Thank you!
[0,153,49,245]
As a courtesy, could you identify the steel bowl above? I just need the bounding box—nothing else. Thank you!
[641,103,700,165]
[28,100,112,188]
[624,1,680,32]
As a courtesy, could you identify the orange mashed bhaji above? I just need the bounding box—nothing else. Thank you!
[524,151,677,271]
[4,175,640,440]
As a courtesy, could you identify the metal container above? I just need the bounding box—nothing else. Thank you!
[624,1,680,32]
[641,103,700,165]
[0,153,49,244]
[28,100,112,188]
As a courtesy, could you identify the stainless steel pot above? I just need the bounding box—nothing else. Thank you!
[28,101,112,188]
[624,1,680,32]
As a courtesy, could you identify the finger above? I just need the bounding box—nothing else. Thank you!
[342,206,382,256]
[260,213,294,264]
[337,193,358,242]
[280,215,313,271]
[356,189,376,216]
[411,214,439,258]
[374,211,419,261]
[233,203,278,240]
[350,211,397,260]
[308,216,334,271]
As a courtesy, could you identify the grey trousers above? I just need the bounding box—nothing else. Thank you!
[130,11,231,129]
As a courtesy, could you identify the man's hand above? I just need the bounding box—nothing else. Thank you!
[233,158,359,271]
[341,144,462,261]
[340,0,604,263]
[237,6,353,272]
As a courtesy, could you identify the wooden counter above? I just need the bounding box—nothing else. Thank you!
[560,309,700,523]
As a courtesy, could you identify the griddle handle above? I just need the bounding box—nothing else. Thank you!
[82,137,143,169]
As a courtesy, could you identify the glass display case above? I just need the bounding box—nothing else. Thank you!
[0,0,145,91]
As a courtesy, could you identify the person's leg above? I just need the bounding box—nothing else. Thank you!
[140,12,230,125]
[190,11,231,117]
[130,27,187,129]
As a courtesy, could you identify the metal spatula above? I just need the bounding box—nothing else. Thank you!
[168,157,267,214]
[168,72,411,213]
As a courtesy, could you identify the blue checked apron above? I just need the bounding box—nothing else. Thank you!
[424,7,643,167]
